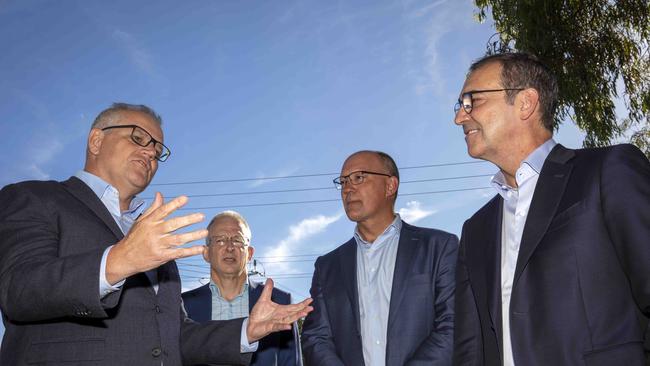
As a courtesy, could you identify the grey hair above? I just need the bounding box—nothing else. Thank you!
[206,210,252,244]
[91,102,162,129]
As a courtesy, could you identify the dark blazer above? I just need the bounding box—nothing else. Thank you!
[0,177,252,366]
[182,281,303,366]
[453,144,650,366]
[301,221,458,366]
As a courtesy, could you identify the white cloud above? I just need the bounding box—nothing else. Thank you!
[260,213,342,274]
[397,200,436,223]
[248,166,300,188]
[112,29,154,74]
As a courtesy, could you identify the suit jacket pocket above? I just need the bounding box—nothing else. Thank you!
[27,338,104,364]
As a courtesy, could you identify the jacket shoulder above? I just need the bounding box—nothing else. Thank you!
[401,221,458,242]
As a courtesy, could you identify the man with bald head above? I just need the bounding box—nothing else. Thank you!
[0,103,312,366]
[302,150,458,366]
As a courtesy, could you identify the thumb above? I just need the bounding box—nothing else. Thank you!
[260,278,275,301]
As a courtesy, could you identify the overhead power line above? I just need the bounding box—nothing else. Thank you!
[143,174,493,200]
[151,161,489,186]
[177,186,492,210]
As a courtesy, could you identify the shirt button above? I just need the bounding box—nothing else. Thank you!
[151,347,162,357]
[375,340,380,345]
[155,305,161,313]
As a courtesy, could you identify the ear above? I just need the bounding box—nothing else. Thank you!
[246,246,255,262]
[202,247,210,263]
[385,176,399,198]
[87,128,104,156]
[518,88,539,121]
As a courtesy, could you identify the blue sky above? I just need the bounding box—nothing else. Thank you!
[0,0,586,339]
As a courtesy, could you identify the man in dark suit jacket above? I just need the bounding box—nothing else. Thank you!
[302,150,458,366]
[182,211,302,366]
[0,103,311,366]
[452,52,650,366]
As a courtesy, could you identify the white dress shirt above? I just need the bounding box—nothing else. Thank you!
[490,139,556,366]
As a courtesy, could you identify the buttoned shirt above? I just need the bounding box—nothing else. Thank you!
[210,280,250,320]
[490,139,556,366]
[355,214,402,366]
[74,170,147,296]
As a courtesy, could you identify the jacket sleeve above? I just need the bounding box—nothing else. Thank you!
[0,183,118,322]
[406,233,458,366]
[300,257,345,366]
[180,304,253,366]
[600,145,650,358]
[452,223,483,366]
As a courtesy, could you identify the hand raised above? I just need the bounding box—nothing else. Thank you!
[246,278,313,343]
[106,192,207,284]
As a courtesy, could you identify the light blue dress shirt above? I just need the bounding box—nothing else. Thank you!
[74,170,147,296]
[355,214,402,366]
[490,139,556,366]
[210,280,250,320]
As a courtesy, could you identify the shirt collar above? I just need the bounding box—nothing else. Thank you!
[354,213,402,247]
[490,139,556,199]
[210,279,249,299]
[75,170,146,216]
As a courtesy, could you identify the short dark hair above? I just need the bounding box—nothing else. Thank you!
[91,102,162,129]
[469,52,558,131]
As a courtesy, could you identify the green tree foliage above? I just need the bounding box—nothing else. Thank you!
[474,0,650,155]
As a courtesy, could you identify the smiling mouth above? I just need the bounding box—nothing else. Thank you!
[222,257,236,263]
[464,128,479,136]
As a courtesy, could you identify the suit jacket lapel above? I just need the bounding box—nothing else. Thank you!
[61,176,124,240]
[513,145,574,286]
[468,196,503,357]
[387,223,418,332]
[248,280,263,312]
[340,239,361,334]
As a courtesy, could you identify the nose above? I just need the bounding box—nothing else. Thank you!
[454,107,469,126]
[140,144,157,161]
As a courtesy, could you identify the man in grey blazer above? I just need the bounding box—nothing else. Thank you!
[0,103,312,366]
[302,150,458,366]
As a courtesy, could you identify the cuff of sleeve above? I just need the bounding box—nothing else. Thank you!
[99,245,125,298]
[240,318,259,353]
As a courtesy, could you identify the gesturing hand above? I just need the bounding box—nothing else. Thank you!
[246,278,314,343]
[106,192,207,284]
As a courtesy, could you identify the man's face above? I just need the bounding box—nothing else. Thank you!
[339,152,395,224]
[91,111,162,196]
[203,217,253,280]
[454,62,518,163]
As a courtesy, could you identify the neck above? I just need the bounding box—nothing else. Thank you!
[212,273,247,301]
[496,132,551,188]
[356,212,396,243]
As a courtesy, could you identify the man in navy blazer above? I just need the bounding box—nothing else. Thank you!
[302,150,458,366]
[0,103,312,365]
[183,211,302,366]
[452,53,650,365]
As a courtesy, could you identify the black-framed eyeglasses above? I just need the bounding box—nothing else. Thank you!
[333,170,392,190]
[101,124,171,162]
[453,88,524,115]
[208,235,249,249]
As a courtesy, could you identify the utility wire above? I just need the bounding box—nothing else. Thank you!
[151,161,489,186]
[177,186,492,210]
[143,174,493,200]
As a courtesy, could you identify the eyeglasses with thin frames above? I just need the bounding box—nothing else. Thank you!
[454,88,524,115]
[208,235,249,250]
[333,170,392,190]
[101,124,171,162]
